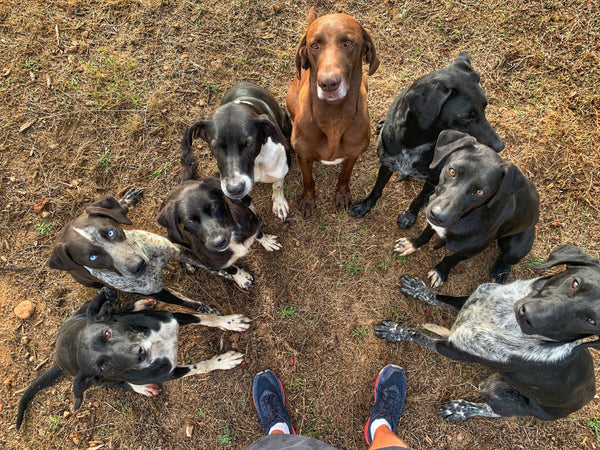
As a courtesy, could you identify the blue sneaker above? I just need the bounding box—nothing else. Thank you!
[252,370,295,435]
[364,365,407,445]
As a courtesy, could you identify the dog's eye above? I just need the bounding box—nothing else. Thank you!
[344,39,353,47]
[310,42,319,49]
[107,229,115,238]
[104,329,112,339]
[99,362,108,372]
[476,189,485,196]
[572,279,580,289]
[89,254,97,261]
[588,318,597,326]
[448,168,456,177]
[210,203,217,212]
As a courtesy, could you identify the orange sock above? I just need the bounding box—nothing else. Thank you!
[369,424,409,450]
[269,429,285,435]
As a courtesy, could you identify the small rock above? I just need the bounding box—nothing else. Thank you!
[184,419,194,437]
[14,300,35,319]
[21,336,30,345]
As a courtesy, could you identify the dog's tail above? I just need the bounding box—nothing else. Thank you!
[16,364,63,430]
[181,123,200,182]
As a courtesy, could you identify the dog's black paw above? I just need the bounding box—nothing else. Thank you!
[399,275,440,306]
[438,399,500,421]
[348,198,374,218]
[491,263,512,284]
[397,210,417,229]
[99,286,118,302]
[120,187,145,208]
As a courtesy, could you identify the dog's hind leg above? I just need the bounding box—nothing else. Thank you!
[348,164,394,218]
[155,288,220,314]
[399,275,469,310]
[173,312,250,332]
[397,180,436,229]
[159,351,246,381]
[492,227,535,283]
[118,187,144,212]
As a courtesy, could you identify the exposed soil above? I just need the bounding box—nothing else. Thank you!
[1,0,599,449]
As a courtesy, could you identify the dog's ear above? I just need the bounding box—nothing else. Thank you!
[73,372,101,410]
[452,51,480,82]
[157,201,185,243]
[86,287,117,322]
[294,33,310,78]
[85,197,132,225]
[48,243,83,271]
[406,82,453,130]
[362,27,379,75]
[254,117,290,150]
[534,245,600,270]
[486,161,529,208]
[430,130,478,169]
[187,119,210,141]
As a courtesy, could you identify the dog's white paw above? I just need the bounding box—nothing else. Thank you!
[272,196,289,221]
[130,383,161,397]
[217,314,251,331]
[259,233,282,252]
[233,269,253,289]
[427,269,444,288]
[132,298,156,311]
[394,238,416,256]
[210,351,245,370]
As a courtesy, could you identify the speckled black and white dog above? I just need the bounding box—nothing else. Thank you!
[375,245,600,421]
[16,288,249,430]
[49,188,229,312]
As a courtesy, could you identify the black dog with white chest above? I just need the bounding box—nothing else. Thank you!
[376,245,600,421]
[394,130,539,286]
[185,81,292,220]
[16,287,249,429]
[157,138,281,289]
[349,52,504,228]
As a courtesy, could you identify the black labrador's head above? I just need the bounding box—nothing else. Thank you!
[514,245,600,341]
[425,130,529,228]
[48,197,146,280]
[157,177,236,253]
[185,104,286,200]
[402,51,504,151]
[66,288,154,409]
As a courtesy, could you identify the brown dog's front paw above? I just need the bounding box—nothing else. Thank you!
[335,190,352,210]
[298,196,316,218]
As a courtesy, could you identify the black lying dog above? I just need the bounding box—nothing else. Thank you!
[394,130,539,286]
[16,287,249,429]
[349,52,504,228]
[375,245,600,421]
[186,81,292,220]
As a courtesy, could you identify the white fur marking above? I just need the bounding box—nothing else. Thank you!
[428,220,447,239]
[320,157,346,165]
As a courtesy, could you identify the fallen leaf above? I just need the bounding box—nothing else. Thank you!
[33,197,51,211]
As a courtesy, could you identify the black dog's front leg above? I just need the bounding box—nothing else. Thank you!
[397,181,436,229]
[394,223,435,255]
[155,288,220,315]
[428,253,471,287]
[374,321,441,351]
[399,275,469,310]
[348,164,395,218]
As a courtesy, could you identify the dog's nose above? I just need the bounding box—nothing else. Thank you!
[318,75,341,92]
[137,347,147,363]
[428,206,448,226]
[226,180,246,197]
[210,235,228,251]
[130,258,146,275]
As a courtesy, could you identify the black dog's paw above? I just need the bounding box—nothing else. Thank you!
[399,275,440,306]
[397,210,417,229]
[438,399,500,421]
[120,187,145,208]
[348,198,374,218]
[99,286,118,302]
[374,321,420,343]
[195,302,221,315]
[491,263,512,284]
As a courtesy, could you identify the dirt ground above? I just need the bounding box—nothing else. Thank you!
[1,0,599,448]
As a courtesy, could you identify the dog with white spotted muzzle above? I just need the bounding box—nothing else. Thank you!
[376,245,600,421]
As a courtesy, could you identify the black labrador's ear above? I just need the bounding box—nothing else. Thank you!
[362,27,380,75]
[534,245,600,270]
[486,161,529,208]
[48,243,83,271]
[452,51,480,83]
[187,119,211,142]
[157,200,185,243]
[85,197,132,225]
[73,372,99,410]
[430,130,478,169]
[86,287,117,322]
[254,117,290,151]
[406,81,453,131]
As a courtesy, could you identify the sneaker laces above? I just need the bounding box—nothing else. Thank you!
[377,385,401,419]
[260,391,284,424]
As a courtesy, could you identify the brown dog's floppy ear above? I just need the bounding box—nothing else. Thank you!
[49,243,83,271]
[430,130,478,169]
[157,201,185,243]
[486,161,529,208]
[406,82,453,130]
[294,34,309,78]
[362,27,379,75]
[85,197,132,225]
[534,245,600,270]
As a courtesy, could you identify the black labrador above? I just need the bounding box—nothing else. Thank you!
[375,245,600,421]
[349,52,504,228]
[185,81,292,220]
[16,287,249,429]
[49,188,227,312]
[394,130,538,286]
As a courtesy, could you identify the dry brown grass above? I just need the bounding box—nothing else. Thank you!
[1,0,599,448]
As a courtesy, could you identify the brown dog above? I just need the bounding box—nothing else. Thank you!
[286,8,379,218]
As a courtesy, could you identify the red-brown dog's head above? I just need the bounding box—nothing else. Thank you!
[294,7,379,102]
